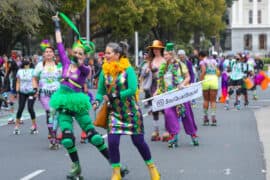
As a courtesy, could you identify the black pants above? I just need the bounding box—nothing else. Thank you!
[16,93,36,119]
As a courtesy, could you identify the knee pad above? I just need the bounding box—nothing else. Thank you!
[236,88,242,96]
[61,129,75,149]
[87,129,104,146]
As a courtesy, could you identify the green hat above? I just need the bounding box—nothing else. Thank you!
[165,43,174,51]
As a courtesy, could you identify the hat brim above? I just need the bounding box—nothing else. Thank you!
[146,45,164,50]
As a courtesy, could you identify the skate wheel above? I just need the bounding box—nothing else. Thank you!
[120,166,129,177]
[193,141,199,146]
[203,122,209,126]
[168,143,178,148]
[8,120,15,124]
[13,131,20,135]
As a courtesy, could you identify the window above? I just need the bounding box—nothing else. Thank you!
[249,10,253,24]
[249,0,253,2]
[258,0,262,2]
[259,34,267,50]
[244,34,252,50]
[258,10,262,24]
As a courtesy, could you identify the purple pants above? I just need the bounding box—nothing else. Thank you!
[164,102,197,135]
[181,102,197,135]
[108,134,152,165]
[40,95,50,111]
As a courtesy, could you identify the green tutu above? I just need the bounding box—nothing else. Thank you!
[50,85,91,113]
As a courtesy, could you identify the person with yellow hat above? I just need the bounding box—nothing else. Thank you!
[147,40,166,141]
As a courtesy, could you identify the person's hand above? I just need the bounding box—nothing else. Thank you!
[177,83,185,90]
[52,12,59,22]
[103,95,109,102]
[92,103,98,111]
[92,101,100,111]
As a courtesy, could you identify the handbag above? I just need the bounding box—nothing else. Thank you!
[93,103,108,129]
[93,76,117,129]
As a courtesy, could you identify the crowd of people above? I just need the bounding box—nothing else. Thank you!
[0,13,267,180]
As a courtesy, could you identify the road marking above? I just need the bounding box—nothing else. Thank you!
[224,168,231,175]
[257,99,270,102]
[102,134,108,138]
[247,105,261,109]
[20,169,46,180]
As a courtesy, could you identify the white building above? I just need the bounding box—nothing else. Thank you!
[231,0,270,55]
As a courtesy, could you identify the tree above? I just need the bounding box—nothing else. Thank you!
[0,0,86,55]
[177,0,226,49]
[0,0,46,54]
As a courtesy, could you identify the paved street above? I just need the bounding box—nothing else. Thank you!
[0,89,269,180]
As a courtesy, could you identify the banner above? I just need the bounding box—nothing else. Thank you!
[152,82,202,112]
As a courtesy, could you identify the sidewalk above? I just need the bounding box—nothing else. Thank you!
[255,106,270,180]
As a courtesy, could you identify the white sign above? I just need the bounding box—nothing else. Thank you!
[152,83,202,112]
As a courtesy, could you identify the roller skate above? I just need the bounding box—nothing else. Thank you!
[151,130,161,141]
[191,134,199,146]
[30,125,38,134]
[203,116,209,126]
[120,165,129,178]
[49,138,60,150]
[66,162,83,180]
[168,134,178,148]
[253,94,258,100]
[236,101,241,110]
[211,116,217,126]
[7,117,15,124]
[244,100,249,107]
[20,117,25,124]
[80,131,87,144]
[224,100,229,110]
[161,132,171,142]
[49,142,60,150]
[13,127,20,135]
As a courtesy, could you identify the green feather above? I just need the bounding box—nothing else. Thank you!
[59,12,80,36]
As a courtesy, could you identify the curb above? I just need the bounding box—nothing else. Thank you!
[255,106,270,180]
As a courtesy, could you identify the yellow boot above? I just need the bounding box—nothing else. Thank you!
[147,163,160,180]
[111,167,122,180]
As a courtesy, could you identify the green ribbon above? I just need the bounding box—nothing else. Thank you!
[59,12,95,54]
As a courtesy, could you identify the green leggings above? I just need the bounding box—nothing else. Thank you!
[58,111,107,153]
[58,112,94,133]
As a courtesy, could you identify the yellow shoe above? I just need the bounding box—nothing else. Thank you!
[147,163,160,180]
[111,167,122,180]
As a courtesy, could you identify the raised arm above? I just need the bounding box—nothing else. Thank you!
[52,14,70,69]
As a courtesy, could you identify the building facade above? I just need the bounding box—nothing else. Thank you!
[231,0,270,55]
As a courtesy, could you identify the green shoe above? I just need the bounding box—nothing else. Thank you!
[68,162,81,177]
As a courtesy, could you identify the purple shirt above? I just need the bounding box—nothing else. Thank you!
[57,43,90,92]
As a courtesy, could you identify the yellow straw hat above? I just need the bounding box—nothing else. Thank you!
[146,40,164,50]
